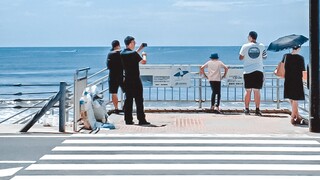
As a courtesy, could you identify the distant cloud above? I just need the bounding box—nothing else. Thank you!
[79,14,109,20]
[280,0,307,5]
[171,0,270,11]
[0,0,308,46]
[172,0,307,11]
[24,11,37,17]
[228,19,244,25]
[172,0,231,12]
[57,0,93,8]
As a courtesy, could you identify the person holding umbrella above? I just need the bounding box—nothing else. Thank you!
[267,34,308,125]
[282,45,306,125]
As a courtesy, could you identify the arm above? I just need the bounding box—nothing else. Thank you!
[262,49,267,60]
[239,45,245,60]
[199,65,205,75]
[135,52,147,64]
[106,54,111,69]
[302,57,307,81]
[106,59,110,69]
[200,65,208,79]
[136,43,145,53]
[222,66,229,79]
[140,59,147,64]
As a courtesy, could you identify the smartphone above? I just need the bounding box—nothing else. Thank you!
[142,43,147,47]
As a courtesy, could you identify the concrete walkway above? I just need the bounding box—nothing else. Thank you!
[1,111,320,137]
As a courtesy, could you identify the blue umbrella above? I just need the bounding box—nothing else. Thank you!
[267,34,309,52]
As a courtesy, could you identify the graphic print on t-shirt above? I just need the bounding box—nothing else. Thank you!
[248,47,260,59]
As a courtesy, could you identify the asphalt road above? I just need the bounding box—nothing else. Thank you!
[3,134,320,180]
[0,134,70,179]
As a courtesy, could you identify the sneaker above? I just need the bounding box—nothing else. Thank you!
[214,106,222,114]
[244,109,250,115]
[214,109,221,114]
[138,121,151,125]
[114,109,120,114]
[108,109,122,115]
[255,109,262,116]
[300,119,308,125]
[107,110,114,116]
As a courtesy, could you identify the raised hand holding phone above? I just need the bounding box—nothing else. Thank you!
[136,42,147,53]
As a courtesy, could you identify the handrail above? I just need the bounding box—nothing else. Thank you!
[88,67,108,79]
[0,83,60,87]
[0,91,57,96]
[87,76,108,87]
[12,111,38,124]
[0,64,310,129]
[20,82,68,132]
[0,98,49,102]
[0,98,50,124]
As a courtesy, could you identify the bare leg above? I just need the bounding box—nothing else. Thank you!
[244,89,252,109]
[111,94,119,109]
[289,99,302,125]
[253,89,261,109]
[290,99,299,119]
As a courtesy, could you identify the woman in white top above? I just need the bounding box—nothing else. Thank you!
[200,53,228,113]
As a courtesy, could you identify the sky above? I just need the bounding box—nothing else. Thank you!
[0,0,309,47]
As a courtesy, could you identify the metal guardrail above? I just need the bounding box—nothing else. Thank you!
[0,64,310,130]
[20,82,68,132]
[0,83,60,124]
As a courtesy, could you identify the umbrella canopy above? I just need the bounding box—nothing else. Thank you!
[267,34,309,52]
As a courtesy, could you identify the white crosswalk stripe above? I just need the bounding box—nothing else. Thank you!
[53,145,320,152]
[11,134,320,179]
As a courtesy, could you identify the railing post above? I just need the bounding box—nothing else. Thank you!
[20,87,61,133]
[120,89,124,110]
[198,78,202,108]
[73,67,90,132]
[276,78,280,109]
[309,0,320,132]
[59,82,67,132]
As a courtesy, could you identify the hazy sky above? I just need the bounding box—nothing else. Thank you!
[0,0,309,47]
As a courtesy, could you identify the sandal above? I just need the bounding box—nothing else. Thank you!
[291,118,298,125]
[291,116,299,126]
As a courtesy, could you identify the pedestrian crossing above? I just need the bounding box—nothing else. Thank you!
[11,134,320,179]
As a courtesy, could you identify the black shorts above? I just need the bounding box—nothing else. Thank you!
[243,71,264,89]
[109,80,124,94]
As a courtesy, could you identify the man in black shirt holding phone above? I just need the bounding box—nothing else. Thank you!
[120,36,150,125]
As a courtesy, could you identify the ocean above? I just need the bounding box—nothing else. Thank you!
[0,46,310,123]
[0,46,310,84]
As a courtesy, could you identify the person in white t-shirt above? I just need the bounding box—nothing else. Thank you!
[200,53,228,113]
[239,31,267,116]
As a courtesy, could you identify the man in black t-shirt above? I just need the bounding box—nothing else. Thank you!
[106,40,124,114]
[120,36,150,125]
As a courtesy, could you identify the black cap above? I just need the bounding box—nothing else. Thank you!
[124,36,135,46]
[293,45,301,50]
[111,40,120,50]
[249,31,258,40]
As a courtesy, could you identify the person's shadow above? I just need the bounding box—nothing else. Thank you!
[136,124,167,127]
